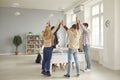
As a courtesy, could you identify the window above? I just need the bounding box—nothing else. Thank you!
[92,5,99,16]
[66,14,76,28]
[72,14,76,24]
[91,2,103,47]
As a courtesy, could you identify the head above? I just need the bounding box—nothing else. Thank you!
[83,23,88,28]
[51,26,55,30]
[42,30,44,33]
[43,26,51,37]
[71,24,77,30]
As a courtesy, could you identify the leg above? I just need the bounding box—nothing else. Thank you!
[42,48,47,71]
[73,50,80,75]
[72,62,75,69]
[52,64,55,72]
[84,44,92,69]
[67,49,72,76]
[41,48,47,75]
[45,47,53,76]
[65,63,68,69]
[60,63,65,70]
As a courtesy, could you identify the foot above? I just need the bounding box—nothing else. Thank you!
[41,70,46,75]
[45,71,51,76]
[64,74,70,77]
[77,74,80,77]
[85,69,92,72]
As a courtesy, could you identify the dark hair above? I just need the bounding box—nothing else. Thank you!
[51,26,55,30]
[83,23,88,28]
[71,24,77,29]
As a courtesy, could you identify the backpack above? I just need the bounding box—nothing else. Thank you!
[35,53,42,64]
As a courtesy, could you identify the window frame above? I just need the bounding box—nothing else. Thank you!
[91,2,103,48]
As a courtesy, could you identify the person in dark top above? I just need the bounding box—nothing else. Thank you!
[51,24,60,48]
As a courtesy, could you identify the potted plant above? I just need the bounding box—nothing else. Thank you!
[13,35,23,55]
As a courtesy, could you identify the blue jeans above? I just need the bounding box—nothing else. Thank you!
[83,44,92,69]
[67,48,80,75]
[42,47,53,71]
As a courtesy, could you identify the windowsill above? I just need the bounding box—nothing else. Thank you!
[90,46,104,49]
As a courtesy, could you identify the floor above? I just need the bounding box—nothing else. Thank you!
[0,54,120,80]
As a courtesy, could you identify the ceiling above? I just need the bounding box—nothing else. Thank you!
[0,0,87,11]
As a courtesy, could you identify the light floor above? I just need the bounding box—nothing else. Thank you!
[0,54,120,80]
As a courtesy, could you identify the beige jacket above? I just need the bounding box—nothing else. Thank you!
[43,25,58,47]
[67,29,81,49]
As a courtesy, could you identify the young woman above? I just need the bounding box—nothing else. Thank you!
[41,21,61,76]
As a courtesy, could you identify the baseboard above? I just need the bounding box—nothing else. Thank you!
[0,53,25,55]
[114,65,120,70]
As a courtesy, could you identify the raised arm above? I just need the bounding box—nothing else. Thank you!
[54,24,61,33]
[61,20,68,31]
[76,17,88,32]
[46,20,51,27]
[80,23,88,33]
[76,17,80,30]
[51,20,61,33]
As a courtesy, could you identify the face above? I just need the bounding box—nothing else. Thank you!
[85,26,87,28]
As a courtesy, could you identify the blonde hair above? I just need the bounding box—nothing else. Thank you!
[43,26,52,39]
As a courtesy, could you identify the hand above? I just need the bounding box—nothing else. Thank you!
[46,20,50,26]
[47,20,50,25]
[55,20,62,26]
[60,20,64,26]
[76,17,80,24]
[59,20,62,24]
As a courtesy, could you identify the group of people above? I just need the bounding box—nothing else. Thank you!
[41,17,92,77]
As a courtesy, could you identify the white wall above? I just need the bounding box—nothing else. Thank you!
[103,0,115,69]
[103,0,120,70]
[114,0,120,70]
[0,7,65,54]
[90,48,100,61]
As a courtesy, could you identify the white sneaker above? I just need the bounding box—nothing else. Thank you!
[84,69,92,72]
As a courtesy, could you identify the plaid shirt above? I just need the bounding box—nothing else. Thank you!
[80,24,90,45]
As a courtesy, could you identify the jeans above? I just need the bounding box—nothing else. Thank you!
[67,48,80,75]
[42,47,53,71]
[83,44,92,69]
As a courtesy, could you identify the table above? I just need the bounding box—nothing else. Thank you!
[50,52,86,73]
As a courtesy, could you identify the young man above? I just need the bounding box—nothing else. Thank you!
[77,18,92,71]
[61,20,81,77]
[51,24,60,48]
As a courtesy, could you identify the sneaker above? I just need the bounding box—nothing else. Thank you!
[84,69,92,72]
[64,74,70,77]
[77,74,80,77]
[45,71,51,76]
[41,70,46,75]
